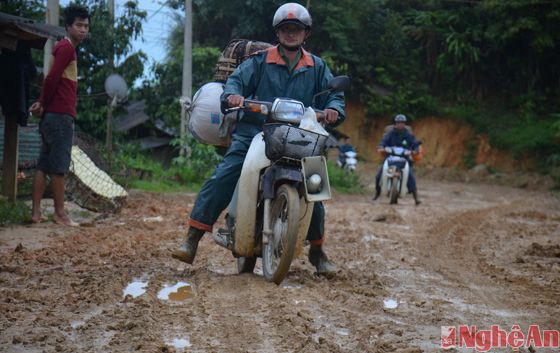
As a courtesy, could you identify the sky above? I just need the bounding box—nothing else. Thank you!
[57,0,175,83]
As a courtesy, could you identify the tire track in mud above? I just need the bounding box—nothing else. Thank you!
[408,192,560,336]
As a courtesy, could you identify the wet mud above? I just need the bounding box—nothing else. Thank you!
[1,178,559,352]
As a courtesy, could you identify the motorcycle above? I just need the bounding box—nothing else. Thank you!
[337,150,358,171]
[380,146,412,205]
[212,76,349,284]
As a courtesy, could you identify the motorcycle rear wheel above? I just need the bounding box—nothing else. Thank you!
[262,184,300,285]
[389,178,399,204]
[237,256,257,274]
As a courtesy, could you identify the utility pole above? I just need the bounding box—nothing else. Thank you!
[180,0,192,156]
[43,0,59,74]
[106,0,115,165]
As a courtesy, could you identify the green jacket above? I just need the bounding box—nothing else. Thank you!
[221,46,346,128]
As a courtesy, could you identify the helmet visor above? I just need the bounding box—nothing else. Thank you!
[276,19,307,29]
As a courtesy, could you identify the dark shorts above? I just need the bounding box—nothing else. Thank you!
[36,112,74,174]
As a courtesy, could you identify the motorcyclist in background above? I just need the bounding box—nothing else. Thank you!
[172,3,345,276]
[337,136,356,168]
[373,114,422,205]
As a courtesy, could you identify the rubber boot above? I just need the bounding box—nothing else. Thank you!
[412,190,421,206]
[308,244,337,277]
[372,186,381,201]
[172,227,205,264]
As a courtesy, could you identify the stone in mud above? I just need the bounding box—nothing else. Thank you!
[374,214,387,222]
[526,242,560,257]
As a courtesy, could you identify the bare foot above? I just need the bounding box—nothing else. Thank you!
[53,214,79,227]
[31,213,47,223]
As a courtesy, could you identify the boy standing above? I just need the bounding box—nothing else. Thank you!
[29,4,89,226]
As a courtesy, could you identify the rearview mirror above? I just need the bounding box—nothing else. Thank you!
[328,75,350,92]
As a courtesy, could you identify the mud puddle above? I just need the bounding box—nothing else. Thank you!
[157,281,194,301]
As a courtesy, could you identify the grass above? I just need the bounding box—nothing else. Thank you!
[129,179,201,193]
[0,196,31,225]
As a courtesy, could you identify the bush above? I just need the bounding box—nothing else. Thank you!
[110,137,222,193]
[0,197,31,225]
[327,161,364,194]
[441,102,560,163]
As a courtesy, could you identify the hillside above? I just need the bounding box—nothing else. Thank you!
[340,101,528,172]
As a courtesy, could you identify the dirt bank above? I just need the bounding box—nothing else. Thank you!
[1,173,559,352]
[341,102,530,172]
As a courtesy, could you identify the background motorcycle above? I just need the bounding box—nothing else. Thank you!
[337,150,358,171]
[380,146,412,204]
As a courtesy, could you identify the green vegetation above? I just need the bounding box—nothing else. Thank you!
[0,197,31,226]
[327,162,364,194]
[5,0,560,189]
[111,136,220,193]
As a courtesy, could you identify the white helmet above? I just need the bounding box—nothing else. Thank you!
[273,3,312,30]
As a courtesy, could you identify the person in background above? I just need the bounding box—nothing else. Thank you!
[373,114,421,205]
[337,136,356,168]
[29,3,89,226]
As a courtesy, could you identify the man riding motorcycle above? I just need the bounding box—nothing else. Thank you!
[337,137,357,169]
[373,114,421,205]
[172,3,345,276]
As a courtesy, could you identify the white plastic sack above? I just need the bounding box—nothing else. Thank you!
[188,82,233,147]
[298,107,329,136]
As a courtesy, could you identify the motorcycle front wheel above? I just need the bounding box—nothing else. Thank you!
[389,178,400,204]
[262,184,300,285]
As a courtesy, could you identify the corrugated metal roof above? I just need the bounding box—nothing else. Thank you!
[154,119,178,137]
[137,136,172,150]
[114,100,150,132]
[0,121,41,169]
[0,12,66,50]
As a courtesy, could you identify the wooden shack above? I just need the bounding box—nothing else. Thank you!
[0,11,65,201]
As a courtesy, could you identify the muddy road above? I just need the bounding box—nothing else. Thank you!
[1,177,559,352]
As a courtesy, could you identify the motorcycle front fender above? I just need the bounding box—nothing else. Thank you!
[400,162,410,197]
[233,132,271,257]
[380,159,390,195]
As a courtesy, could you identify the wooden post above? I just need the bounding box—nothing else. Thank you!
[2,114,19,201]
[180,0,192,157]
[106,96,116,168]
[43,0,60,75]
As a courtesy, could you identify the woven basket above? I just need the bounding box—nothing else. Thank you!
[66,146,127,213]
[214,39,272,83]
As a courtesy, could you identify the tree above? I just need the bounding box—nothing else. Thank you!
[72,0,147,140]
[137,13,221,129]
[0,0,44,20]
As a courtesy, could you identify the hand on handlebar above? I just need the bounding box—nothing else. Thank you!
[227,94,244,108]
[384,146,392,154]
[324,108,339,124]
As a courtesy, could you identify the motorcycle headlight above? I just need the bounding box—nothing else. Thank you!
[307,174,322,193]
[270,98,305,123]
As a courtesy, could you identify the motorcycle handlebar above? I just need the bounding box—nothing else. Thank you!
[224,99,272,114]
[225,98,326,122]
[382,147,415,157]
